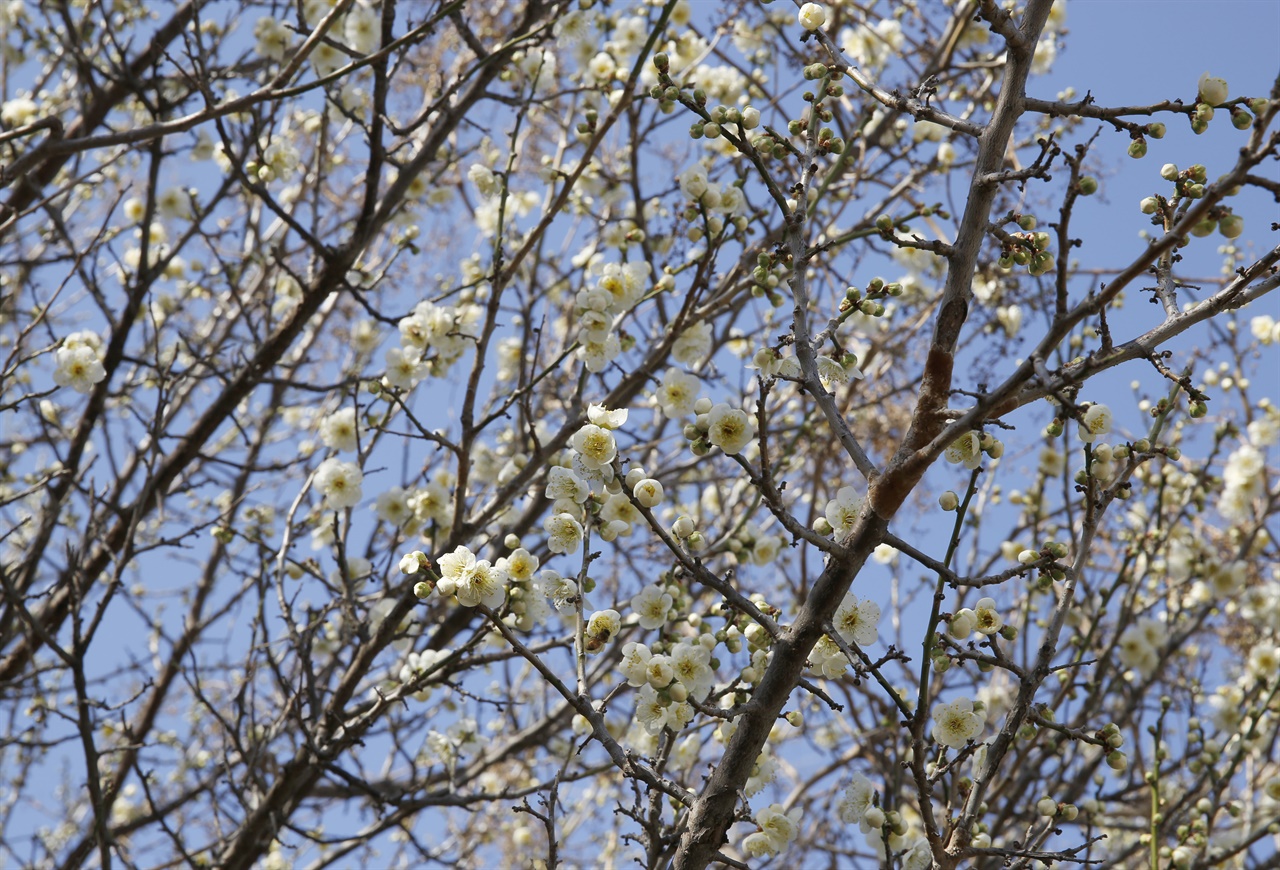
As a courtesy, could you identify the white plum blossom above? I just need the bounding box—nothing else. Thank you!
[945,430,983,469]
[586,609,621,648]
[672,321,712,365]
[1079,403,1112,443]
[376,487,414,527]
[621,642,652,687]
[587,403,627,429]
[655,367,700,417]
[319,407,359,452]
[797,2,826,31]
[838,773,877,825]
[670,641,714,698]
[974,598,1003,636]
[314,458,363,509]
[631,584,672,630]
[545,466,589,506]
[705,403,752,454]
[253,17,292,60]
[539,570,578,613]
[344,3,380,54]
[824,486,863,535]
[751,803,802,857]
[834,593,881,646]
[436,546,507,609]
[468,163,502,198]
[384,347,427,391]
[544,512,584,554]
[52,344,107,394]
[932,697,984,748]
[1198,71,1229,105]
[571,423,617,468]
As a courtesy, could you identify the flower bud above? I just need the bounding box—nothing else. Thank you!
[1147,122,1166,139]
[1218,214,1244,239]
[1128,139,1147,159]
[939,491,960,511]
[1160,163,1179,181]
[798,2,826,31]
[413,580,434,599]
[1198,72,1228,106]
[1078,176,1098,195]
[1139,196,1159,215]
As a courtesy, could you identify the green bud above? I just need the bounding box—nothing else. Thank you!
[1219,214,1244,239]
[875,214,893,232]
[1190,217,1217,237]
[1147,122,1166,139]
[1231,108,1252,130]
[1128,138,1147,159]
[1189,401,1208,418]
[1078,176,1098,195]
[653,52,670,72]
[1188,164,1208,183]
[413,581,433,599]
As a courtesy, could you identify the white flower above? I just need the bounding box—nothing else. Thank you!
[620,642,652,687]
[587,403,628,429]
[974,598,1002,635]
[315,458,363,509]
[706,403,752,454]
[741,830,778,858]
[824,486,862,535]
[672,321,712,365]
[539,570,578,613]
[545,466,589,505]
[501,548,539,584]
[634,684,671,734]
[631,584,672,630]
[670,641,714,698]
[544,512,584,554]
[441,547,507,609]
[932,697,983,748]
[834,593,881,646]
[677,163,709,200]
[253,16,292,60]
[52,345,106,394]
[572,424,617,469]
[797,2,826,31]
[945,430,983,469]
[1247,645,1280,682]
[655,367,700,418]
[1079,404,1112,443]
[838,773,876,825]
[344,3,380,54]
[632,478,664,508]
[756,803,802,853]
[384,346,427,390]
[0,95,38,127]
[319,407,359,452]
[1198,72,1228,105]
[586,609,621,649]
[376,486,414,527]
[468,163,502,198]
[816,356,850,389]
